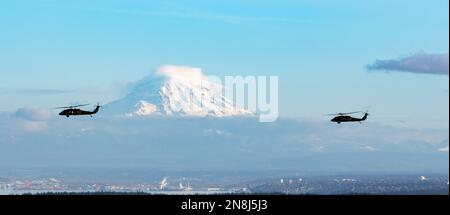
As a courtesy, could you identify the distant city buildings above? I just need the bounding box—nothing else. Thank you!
[0,175,448,195]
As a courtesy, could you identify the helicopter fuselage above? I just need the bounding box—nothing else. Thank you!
[331,113,369,124]
[59,106,100,117]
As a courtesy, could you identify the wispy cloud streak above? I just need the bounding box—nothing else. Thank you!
[0,88,75,96]
[85,7,308,25]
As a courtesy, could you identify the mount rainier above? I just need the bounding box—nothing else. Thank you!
[103,65,252,117]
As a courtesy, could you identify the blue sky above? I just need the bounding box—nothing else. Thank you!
[0,0,448,128]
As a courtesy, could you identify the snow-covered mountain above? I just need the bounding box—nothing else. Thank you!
[104,65,252,117]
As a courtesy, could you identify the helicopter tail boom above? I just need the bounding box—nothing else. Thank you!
[91,104,101,114]
[361,112,369,121]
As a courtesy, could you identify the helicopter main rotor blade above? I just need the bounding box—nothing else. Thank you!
[324,111,363,116]
[341,111,363,115]
[324,113,340,116]
[53,104,90,109]
[72,104,90,108]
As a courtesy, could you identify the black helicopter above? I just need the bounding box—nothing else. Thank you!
[55,103,101,117]
[326,111,369,124]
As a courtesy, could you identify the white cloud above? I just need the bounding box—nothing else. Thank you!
[438,146,449,152]
[16,120,48,133]
[0,115,448,172]
[203,128,230,137]
[10,107,52,133]
[155,65,204,83]
[367,53,449,75]
[13,107,53,121]
[360,145,377,152]
[313,145,325,152]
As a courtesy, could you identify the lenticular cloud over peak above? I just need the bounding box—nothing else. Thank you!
[155,65,204,83]
[103,65,252,117]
